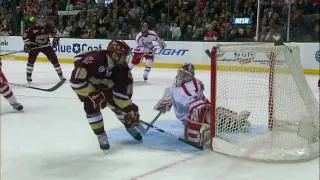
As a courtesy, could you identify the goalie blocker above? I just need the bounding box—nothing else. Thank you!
[154,63,250,148]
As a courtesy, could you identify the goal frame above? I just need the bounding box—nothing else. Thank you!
[209,42,319,161]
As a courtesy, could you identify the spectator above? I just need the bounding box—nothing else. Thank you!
[0,19,13,35]
[204,26,219,41]
[182,25,194,41]
[170,22,181,40]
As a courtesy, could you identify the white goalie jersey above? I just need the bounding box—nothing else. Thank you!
[169,78,207,121]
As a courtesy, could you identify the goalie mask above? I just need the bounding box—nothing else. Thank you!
[107,40,131,66]
[175,63,195,86]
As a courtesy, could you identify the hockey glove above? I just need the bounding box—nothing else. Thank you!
[153,87,173,113]
[52,37,59,48]
[122,103,140,127]
[24,44,31,53]
[87,91,108,109]
[154,99,173,113]
[158,39,166,49]
[142,48,153,55]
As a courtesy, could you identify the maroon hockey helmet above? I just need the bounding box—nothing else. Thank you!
[36,15,46,27]
[107,40,131,64]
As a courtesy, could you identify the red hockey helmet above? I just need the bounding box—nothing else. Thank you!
[107,40,131,65]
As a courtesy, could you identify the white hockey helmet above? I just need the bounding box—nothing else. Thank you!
[175,63,195,86]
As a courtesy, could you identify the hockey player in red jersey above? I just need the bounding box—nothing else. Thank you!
[0,58,23,111]
[70,40,142,151]
[128,22,166,81]
[154,63,250,148]
[22,15,65,83]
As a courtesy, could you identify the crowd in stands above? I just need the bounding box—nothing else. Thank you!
[0,0,319,42]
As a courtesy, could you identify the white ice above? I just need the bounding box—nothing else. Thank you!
[1,60,319,180]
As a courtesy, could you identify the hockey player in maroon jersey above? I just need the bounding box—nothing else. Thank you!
[128,22,166,81]
[22,15,65,83]
[0,58,23,111]
[70,40,142,151]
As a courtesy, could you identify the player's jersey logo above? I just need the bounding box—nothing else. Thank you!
[99,66,106,72]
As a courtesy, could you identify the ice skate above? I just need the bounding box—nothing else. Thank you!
[27,75,32,83]
[143,74,148,81]
[59,75,66,81]
[11,102,23,111]
[97,132,110,151]
[126,126,142,141]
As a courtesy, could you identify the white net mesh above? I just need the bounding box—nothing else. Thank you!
[211,43,319,161]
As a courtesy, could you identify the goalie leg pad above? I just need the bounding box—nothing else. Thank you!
[184,120,211,147]
[190,104,211,124]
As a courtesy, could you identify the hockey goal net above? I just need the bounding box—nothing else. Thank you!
[210,43,319,161]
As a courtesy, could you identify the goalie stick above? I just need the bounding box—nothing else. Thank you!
[136,111,163,134]
[139,120,203,150]
[9,79,65,92]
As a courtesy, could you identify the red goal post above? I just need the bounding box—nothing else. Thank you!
[209,42,319,161]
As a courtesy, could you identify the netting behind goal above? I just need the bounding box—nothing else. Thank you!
[210,43,319,161]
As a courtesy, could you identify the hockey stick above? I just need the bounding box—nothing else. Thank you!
[205,49,211,58]
[136,111,163,134]
[9,79,65,92]
[0,50,25,56]
[139,120,203,150]
[0,45,51,56]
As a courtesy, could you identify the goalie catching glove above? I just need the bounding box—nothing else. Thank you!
[154,87,174,113]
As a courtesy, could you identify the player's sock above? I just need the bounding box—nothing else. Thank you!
[97,132,110,150]
[26,62,33,83]
[143,69,150,81]
[53,64,66,81]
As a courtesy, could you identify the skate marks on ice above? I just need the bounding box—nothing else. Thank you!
[107,120,202,154]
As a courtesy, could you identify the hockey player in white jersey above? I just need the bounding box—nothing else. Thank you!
[154,63,251,147]
[128,22,166,81]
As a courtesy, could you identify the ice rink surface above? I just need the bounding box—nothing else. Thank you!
[1,60,319,180]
